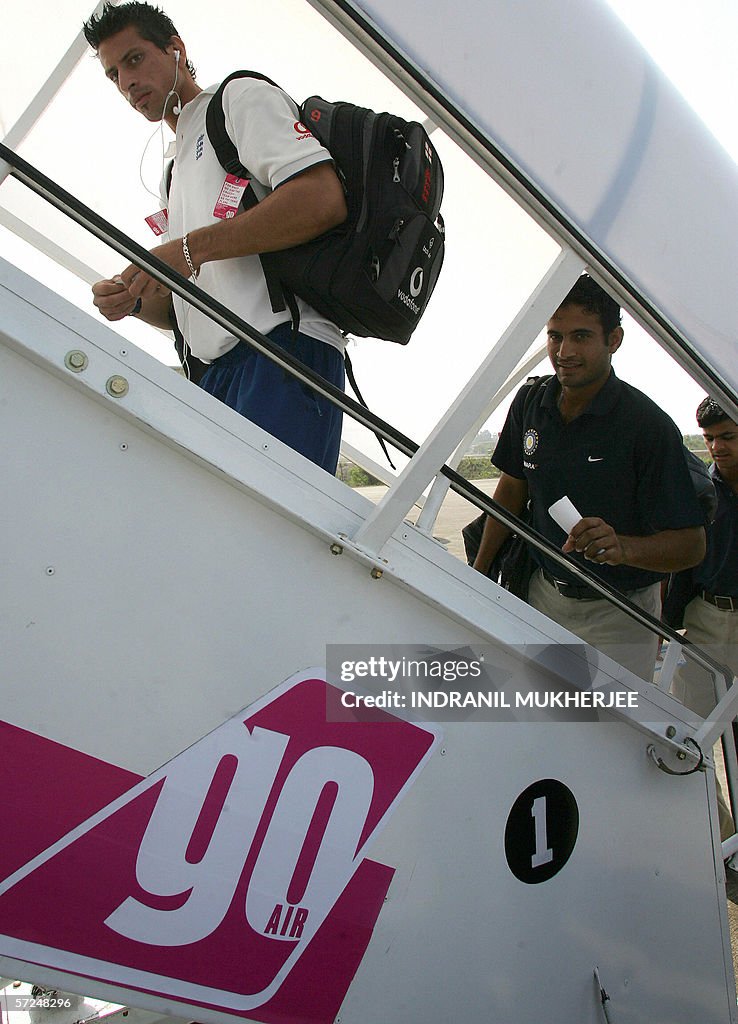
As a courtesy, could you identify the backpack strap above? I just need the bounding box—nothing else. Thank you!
[205,71,282,175]
[521,373,553,414]
[344,350,396,470]
[168,299,208,385]
[163,165,212,381]
[205,71,293,321]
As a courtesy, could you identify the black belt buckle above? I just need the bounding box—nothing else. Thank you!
[703,591,738,612]
[542,568,598,601]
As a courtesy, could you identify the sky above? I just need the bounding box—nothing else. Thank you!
[1,0,736,459]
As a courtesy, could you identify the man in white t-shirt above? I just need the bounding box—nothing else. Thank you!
[84,2,348,472]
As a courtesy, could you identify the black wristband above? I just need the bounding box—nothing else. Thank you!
[129,298,143,316]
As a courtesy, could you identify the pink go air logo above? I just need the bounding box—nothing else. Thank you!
[0,672,439,1024]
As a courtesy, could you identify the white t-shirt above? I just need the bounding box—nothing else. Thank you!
[164,78,345,362]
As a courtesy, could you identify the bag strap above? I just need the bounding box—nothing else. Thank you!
[344,350,396,470]
[518,375,552,516]
[168,300,208,385]
[205,71,290,319]
[205,71,282,175]
[521,373,553,414]
[520,373,551,510]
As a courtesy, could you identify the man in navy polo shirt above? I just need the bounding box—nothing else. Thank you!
[671,398,738,716]
[474,274,705,681]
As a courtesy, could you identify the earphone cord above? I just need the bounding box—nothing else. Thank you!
[138,52,181,202]
[136,51,194,376]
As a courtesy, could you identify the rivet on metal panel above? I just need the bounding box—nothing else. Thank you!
[106,375,129,397]
[120,443,128,451]
[45,567,55,576]
[119,348,128,356]
[665,725,677,739]
[440,748,446,756]
[370,567,383,579]
[64,350,88,372]
[330,543,343,556]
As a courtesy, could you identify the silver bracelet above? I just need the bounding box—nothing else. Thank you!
[182,234,198,279]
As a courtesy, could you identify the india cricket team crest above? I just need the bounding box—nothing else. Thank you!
[523,428,539,455]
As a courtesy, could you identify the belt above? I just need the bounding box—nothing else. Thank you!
[701,591,738,612]
[541,568,601,601]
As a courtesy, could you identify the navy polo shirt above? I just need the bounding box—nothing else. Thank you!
[696,467,738,595]
[492,370,704,591]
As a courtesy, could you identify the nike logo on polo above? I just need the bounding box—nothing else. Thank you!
[588,456,604,462]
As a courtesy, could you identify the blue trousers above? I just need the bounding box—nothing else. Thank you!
[198,323,344,474]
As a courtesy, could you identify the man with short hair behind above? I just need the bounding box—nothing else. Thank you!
[83,2,348,473]
[473,274,706,682]
[664,397,738,842]
[670,398,738,715]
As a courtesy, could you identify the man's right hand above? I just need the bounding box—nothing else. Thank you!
[92,276,138,321]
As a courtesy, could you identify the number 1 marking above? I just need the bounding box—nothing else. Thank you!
[531,796,553,868]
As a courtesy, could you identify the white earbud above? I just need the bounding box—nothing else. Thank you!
[171,50,182,114]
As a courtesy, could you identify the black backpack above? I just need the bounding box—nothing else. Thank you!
[203,71,445,344]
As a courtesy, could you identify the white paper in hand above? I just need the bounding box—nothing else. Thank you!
[548,496,582,534]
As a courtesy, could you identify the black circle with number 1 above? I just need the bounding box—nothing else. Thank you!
[505,778,579,883]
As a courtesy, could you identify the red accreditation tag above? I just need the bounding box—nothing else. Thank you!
[145,209,169,236]
[213,174,250,219]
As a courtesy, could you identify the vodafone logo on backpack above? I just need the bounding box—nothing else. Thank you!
[0,671,438,1023]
